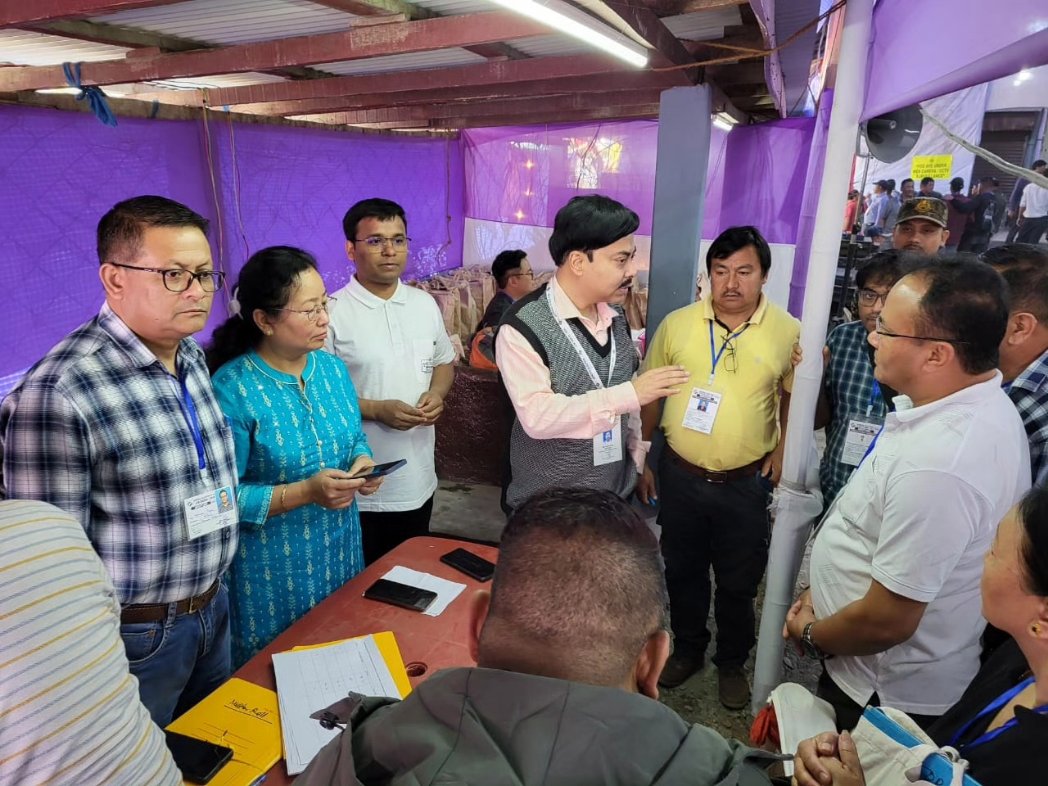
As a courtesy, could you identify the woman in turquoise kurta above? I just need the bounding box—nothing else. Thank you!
[207,246,381,666]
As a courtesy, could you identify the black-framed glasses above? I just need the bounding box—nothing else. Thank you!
[874,316,970,344]
[720,333,739,373]
[353,235,410,250]
[276,298,335,323]
[109,263,225,293]
[857,289,890,307]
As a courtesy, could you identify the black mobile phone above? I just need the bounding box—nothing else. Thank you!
[363,578,437,612]
[164,730,233,784]
[440,547,495,582]
[351,459,407,479]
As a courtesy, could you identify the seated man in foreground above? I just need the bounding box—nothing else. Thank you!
[296,488,778,785]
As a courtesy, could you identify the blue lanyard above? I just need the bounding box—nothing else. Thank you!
[948,677,1048,751]
[866,381,882,417]
[177,375,207,472]
[707,321,750,383]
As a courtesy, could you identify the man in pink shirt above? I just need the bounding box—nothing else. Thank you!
[495,195,689,511]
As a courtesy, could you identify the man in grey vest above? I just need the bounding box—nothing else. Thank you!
[495,195,689,512]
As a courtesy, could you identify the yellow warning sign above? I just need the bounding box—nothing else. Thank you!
[911,155,953,180]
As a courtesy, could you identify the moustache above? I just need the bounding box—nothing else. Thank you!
[618,279,634,290]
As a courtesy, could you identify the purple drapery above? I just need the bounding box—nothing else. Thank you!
[862,0,1048,120]
[717,117,816,245]
[787,89,834,316]
[0,105,464,392]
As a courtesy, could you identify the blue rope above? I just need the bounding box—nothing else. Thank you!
[62,62,118,127]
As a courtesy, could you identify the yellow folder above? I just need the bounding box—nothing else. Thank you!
[289,630,412,698]
[166,677,281,786]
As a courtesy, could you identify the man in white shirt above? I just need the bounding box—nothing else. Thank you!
[327,198,455,564]
[785,258,1030,730]
[1016,161,1048,245]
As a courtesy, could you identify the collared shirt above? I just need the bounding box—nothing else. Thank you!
[1020,182,1048,219]
[864,193,887,227]
[643,294,799,471]
[812,373,1030,715]
[820,321,887,506]
[0,500,181,786]
[1008,348,1048,484]
[0,303,238,605]
[495,275,645,471]
[882,194,901,231]
[326,277,455,512]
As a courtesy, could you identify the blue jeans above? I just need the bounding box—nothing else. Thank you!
[121,583,232,726]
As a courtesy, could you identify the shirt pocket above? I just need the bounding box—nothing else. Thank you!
[414,338,436,383]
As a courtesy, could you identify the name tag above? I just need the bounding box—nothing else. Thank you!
[841,419,880,466]
[184,485,238,540]
[681,387,722,435]
[593,420,623,467]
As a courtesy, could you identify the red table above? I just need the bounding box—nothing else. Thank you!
[233,536,499,785]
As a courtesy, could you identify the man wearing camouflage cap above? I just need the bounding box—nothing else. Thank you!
[891,197,949,256]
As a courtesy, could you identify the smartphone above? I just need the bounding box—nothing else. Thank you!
[351,459,407,479]
[164,730,233,784]
[440,548,495,582]
[363,578,437,612]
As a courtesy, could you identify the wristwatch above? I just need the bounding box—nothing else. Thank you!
[801,621,828,660]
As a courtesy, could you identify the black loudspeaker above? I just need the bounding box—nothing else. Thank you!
[860,105,923,163]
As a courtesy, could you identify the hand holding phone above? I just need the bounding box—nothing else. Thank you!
[350,459,407,480]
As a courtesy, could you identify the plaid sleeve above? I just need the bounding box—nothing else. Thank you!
[1,383,93,536]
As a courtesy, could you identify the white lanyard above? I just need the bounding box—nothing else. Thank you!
[546,285,616,389]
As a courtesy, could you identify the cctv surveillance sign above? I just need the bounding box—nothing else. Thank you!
[911,155,953,180]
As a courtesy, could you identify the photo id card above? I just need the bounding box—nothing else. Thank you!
[184,485,238,540]
[681,388,722,435]
[593,420,623,467]
[841,419,881,466]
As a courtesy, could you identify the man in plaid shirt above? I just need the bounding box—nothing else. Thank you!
[817,252,911,507]
[0,196,239,726]
[984,244,1048,483]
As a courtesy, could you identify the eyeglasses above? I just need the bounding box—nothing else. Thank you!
[275,298,335,323]
[857,289,890,306]
[720,333,739,373]
[353,236,410,250]
[874,316,970,344]
[510,270,535,279]
[109,263,225,293]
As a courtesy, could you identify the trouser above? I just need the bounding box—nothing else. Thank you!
[121,583,231,727]
[818,668,940,733]
[657,453,770,668]
[360,495,434,565]
[1016,216,1048,244]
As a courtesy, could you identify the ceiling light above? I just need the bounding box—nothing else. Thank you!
[486,0,648,68]
[712,112,738,132]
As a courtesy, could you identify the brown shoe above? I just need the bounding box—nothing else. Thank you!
[718,666,750,710]
[657,652,704,689]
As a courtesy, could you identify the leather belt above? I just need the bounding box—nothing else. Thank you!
[666,445,764,484]
[120,580,220,625]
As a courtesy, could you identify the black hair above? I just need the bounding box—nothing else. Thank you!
[855,249,913,291]
[982,243,1048,324]
[950,177,965,193]
[706,225,772,276]
[491,249,527,288]
[1018,486,1048,597]
[205,246,318,374]
[901,178,914,188]
[341,198,407,242]
[97,195,209,266]
[920,177,936,187]
[548,195,639,267]
[483,488,667,685]
[909,256,1009,375]
[886,178,896,191]
[1034,159,1047,170]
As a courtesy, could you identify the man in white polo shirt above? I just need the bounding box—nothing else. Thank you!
[1015,160,1048,245]
[327,198,455,564]
[785,258,1030,730]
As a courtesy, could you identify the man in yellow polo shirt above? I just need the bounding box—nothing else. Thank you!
[637,225,799,709]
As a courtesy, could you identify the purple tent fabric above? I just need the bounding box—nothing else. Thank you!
[863,0,1048,120]
[716,116,815,244]
[0,105,464,393]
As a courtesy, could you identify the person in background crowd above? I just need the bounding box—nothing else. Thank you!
[207,246,381,666]
[816,251,912,509]
[296,489,782,786]
[638,226,799,709]
[983,243,1048,483]
[944,176,973,253]
[843,190,861,234]
[1008,159,1047,243]
[899,178,916,202]
[919,176,942,199]
[880,179,900,239]
[955,176,1003,253]
[326,198,456,565]
[469,249,535,370]
[0,195,238,726]
[891,197,950,256]
[786,259,1030,731]
[1016,162,1048,245]
[496,195,689,512]
[793,484,1048,786]
[862,181,889,240]
[0,500,181,786]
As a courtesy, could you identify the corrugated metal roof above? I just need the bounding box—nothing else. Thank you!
[91,0,358,46]
[317,48,486,76]
[662,8,743,41]
[0,29,130,66]
[507,34,591,59]
[409,0,496,14]
[148,72,288,90]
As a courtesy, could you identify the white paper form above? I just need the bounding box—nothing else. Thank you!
[381,565,466,617]
[272,635,401,775]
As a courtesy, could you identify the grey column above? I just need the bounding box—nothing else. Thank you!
[645,84,713,337]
